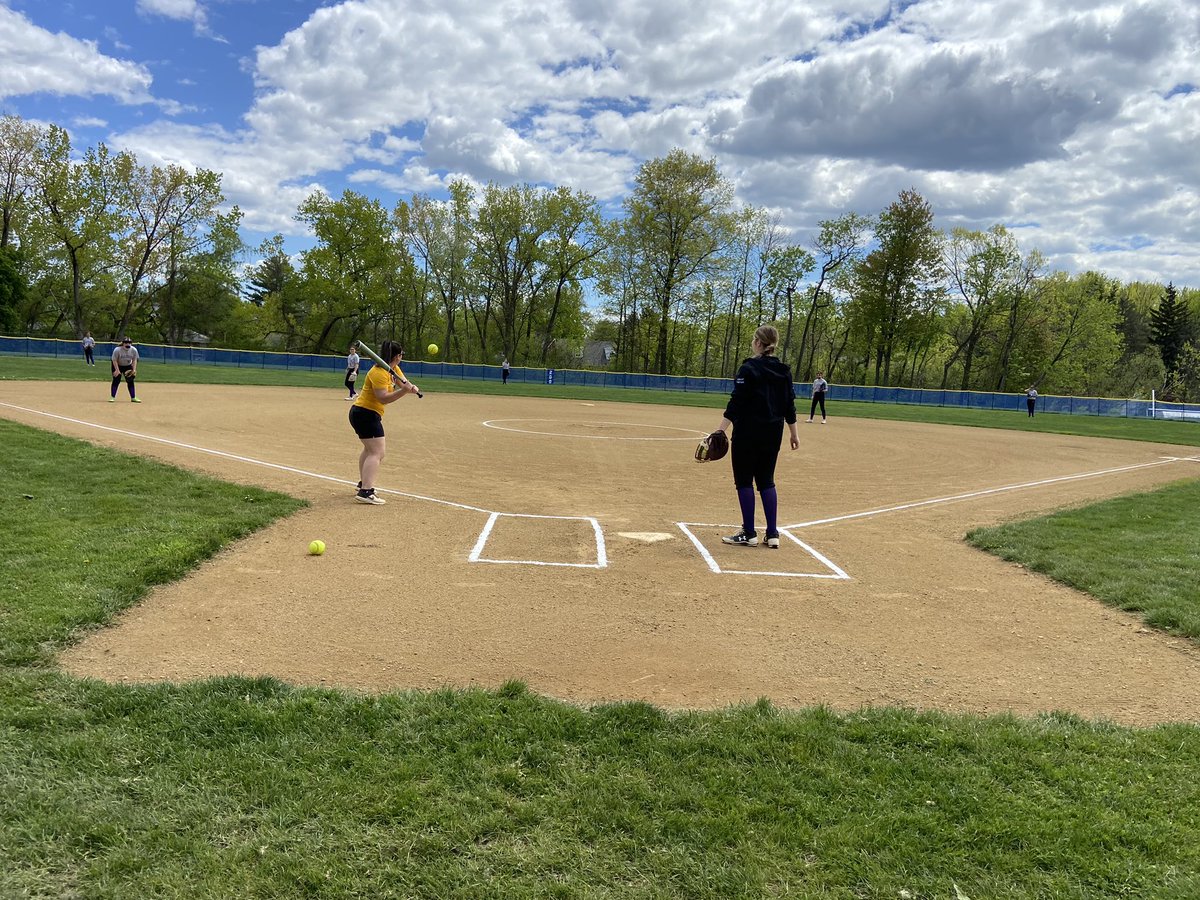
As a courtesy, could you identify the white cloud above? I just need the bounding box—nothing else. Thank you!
[0,5,153,103]
[92,0,1200,285]
[135,0,211,35]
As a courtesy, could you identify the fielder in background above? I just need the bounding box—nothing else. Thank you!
[808,372,828,423]
[502,358,510,385]
[109,337,140,403]
[1026,385,1038,417]
[82,332,96,366]
[348,340,419,505]
[714,325,799,549]
[344,345,360,400]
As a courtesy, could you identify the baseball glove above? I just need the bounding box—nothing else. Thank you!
[695,430,729,462]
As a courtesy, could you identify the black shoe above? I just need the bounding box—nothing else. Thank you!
[764,532,780,549]
[722,529,758,546]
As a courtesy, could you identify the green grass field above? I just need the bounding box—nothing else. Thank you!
[3,370,1200,896]
[4,353,1200,448]
[969,480,1200,641]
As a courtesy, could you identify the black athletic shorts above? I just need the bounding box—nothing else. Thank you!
[349,405,385,439]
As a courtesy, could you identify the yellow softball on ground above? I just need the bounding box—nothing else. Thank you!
[308,540,326,556]
[427,343,439,356]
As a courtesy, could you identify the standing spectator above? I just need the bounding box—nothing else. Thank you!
[344,345,360,400]
[807,372,828,423]
[109,337,140,403]
[502,358,510,385]
[715,325,800,549]
[82,332,96,366]
[1026,386,1038,417]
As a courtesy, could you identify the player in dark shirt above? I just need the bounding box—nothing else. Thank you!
[712,325,800,549]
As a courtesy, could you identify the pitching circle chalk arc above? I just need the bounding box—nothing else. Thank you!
[481,418,706,441]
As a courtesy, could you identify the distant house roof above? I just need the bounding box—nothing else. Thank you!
[583,340,616,366]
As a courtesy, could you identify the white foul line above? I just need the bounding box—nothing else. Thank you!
[782,456,1197,530]
[482,418,705,441]
[2,401,609,568]
[0,401,493,513]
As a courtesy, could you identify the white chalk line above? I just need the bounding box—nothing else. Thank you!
[482,418,705,441]
[782,456,1199,530]
[0,401,609,568]
[676,523,849,579]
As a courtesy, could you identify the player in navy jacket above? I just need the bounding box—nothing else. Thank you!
[712,325,800,549]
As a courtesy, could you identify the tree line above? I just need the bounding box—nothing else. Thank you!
[2,116,1198,399]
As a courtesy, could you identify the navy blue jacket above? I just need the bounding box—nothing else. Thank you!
[724,354,797,429]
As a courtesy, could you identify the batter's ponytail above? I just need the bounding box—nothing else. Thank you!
[754,325,779,355]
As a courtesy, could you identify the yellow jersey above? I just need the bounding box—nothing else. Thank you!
[352,363,406,416]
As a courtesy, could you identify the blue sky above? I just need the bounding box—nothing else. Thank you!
[2,0,1199,286]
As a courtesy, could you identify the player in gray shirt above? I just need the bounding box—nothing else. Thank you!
[110,337,140,402]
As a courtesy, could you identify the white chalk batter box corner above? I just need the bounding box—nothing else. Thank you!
[469,512,608,569]
[676,524,850,579]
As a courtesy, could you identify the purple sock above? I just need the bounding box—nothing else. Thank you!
[737,486,756,534]
[760,486,778,535]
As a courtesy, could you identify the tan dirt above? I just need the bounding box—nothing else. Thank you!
[3,380,1199,725]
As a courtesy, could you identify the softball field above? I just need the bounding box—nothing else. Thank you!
[3,380,1199,725]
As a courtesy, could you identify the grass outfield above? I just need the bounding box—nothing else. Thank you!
[969,480,1200,641]
[2,425,1200,896]
[4,353,1200,448]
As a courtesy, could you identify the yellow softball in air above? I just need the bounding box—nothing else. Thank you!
[308,540,326,556]
[427,343,439,356]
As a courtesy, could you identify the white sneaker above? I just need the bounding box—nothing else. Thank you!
[722,529,758,546]
[355,489,386,505]
[764,533,780,549]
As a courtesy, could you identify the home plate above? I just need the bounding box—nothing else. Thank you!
[618,532,675,543]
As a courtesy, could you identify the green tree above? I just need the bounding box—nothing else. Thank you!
[470,183,549,364]
[297,189,396,352]
[941,225,1025,390]
[0,115,41,251]
[0,246,23,331]
[533,186,607,365]
[852,189,944,385]
[789,213,869,379]
[625,149,735,374]
[1150,282,1191,372]
[395,180,474,362]
[114,163,226,340]
[27,127,129,337]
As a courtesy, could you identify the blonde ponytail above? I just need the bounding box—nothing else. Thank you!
[754,325,779,355]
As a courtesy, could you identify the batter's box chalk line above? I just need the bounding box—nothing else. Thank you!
[676,523,850,579]
[469,512,609,569]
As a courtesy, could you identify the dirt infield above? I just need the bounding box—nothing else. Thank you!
[4,379,1200,725]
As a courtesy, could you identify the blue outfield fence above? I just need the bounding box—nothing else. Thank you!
[4,334,1198,422]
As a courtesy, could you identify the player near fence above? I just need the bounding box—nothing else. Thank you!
[82,332,96,366]
[714,325,799,549]
[348,340,420,505]
[344,345,360,400]
[109,337,140,403]
[1026,386,1038,417]
[502,358,510,385]
[808,372,828,423]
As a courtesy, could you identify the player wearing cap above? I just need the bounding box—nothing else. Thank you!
[713,325,799,549]
[109,337,140,403]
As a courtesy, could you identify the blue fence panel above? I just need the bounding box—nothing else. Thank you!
[1096,399,1128,417]
[2,334,1194,421]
